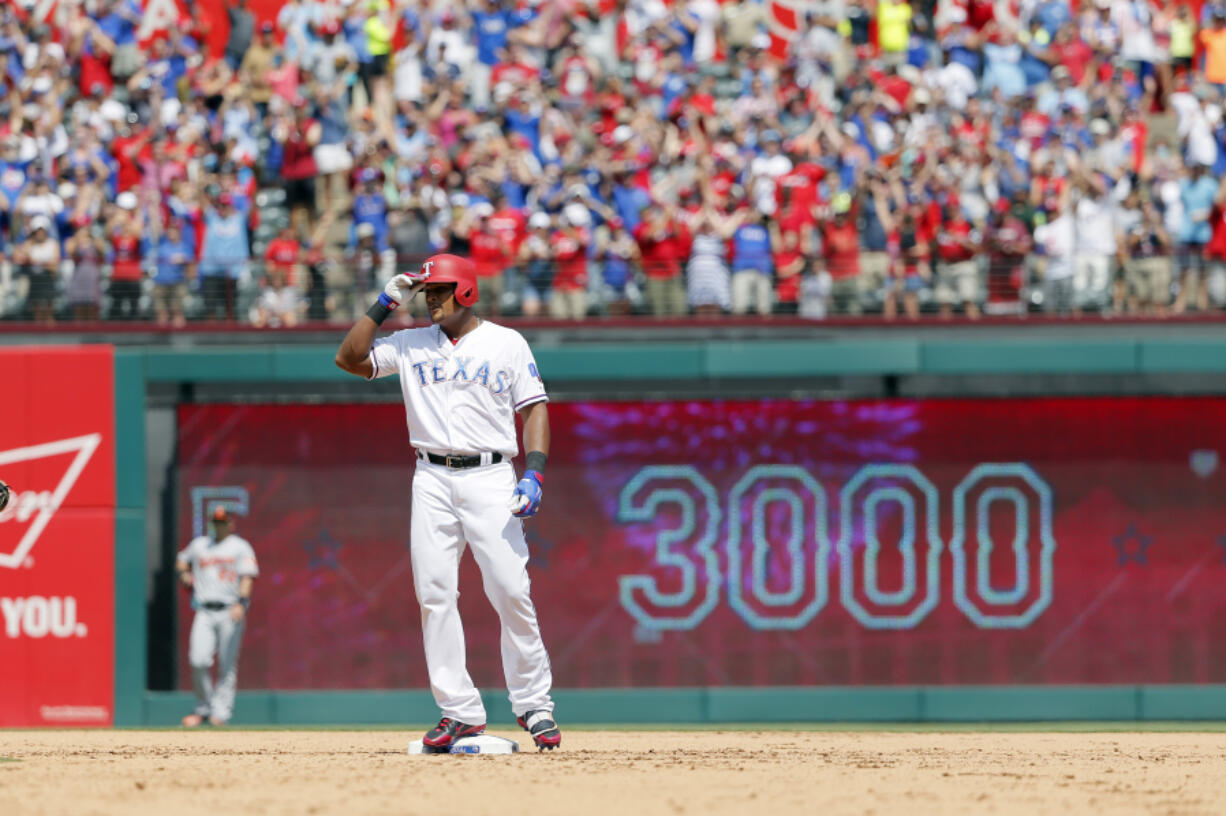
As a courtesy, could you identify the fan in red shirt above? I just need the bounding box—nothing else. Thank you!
[595,82,629,135]
[936,209,978,264]
[776,149,825,213]
[776,186,819,277]
[776,186,814,232]
[109,194,145,319]
[468,204,511,316]
[772,226,807,312]
[111,226,143,282]
[487,191,527,257]
[111,126,153,193]
[709,153,740,203]
[1051,24,1094,85]
[548,206,591,320]
[819,192,863,314]
[985,198,1033,314]
[867,64,912,110]
[1019,96,1052,148]
[255,226,305,327]
[1030,159,1067,213]
[264,227,302,288]
[556,47,599,106]
[688,74,718,118]
[491,43,541,88]
[934,204,982,319]
[64,0,115,98]
[633,205,691,316]
[1118,110,1148,174]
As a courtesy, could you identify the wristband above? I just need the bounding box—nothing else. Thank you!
[238,597,251,609]
[525,451,547,475]
[366,292,398,325]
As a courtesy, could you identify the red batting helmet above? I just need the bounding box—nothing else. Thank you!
[421,254,478,307]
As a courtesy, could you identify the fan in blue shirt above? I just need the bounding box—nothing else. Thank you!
[1179,166,1219,246]
[97,0,141,48]
[505,103,542,157]
[732,219,773,276]
[149,223,196,286]
[473,2,515,67]
[351,170,390,251]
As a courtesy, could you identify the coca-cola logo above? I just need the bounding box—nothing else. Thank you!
[0,434,102,569]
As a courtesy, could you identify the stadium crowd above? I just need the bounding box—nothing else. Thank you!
[2,0,1226,325]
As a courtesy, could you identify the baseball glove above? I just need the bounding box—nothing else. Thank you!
[0,480,9,512]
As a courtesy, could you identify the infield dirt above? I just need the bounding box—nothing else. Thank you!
[0,730,1222,815]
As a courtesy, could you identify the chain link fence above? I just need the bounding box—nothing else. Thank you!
[0,236,1218,325]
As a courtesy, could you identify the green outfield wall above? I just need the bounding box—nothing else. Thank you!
[136,685,1226,726]
[112,335,1226,725]
[118,336,1226,383]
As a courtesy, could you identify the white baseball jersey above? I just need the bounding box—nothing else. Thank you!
[178,535,260,605]
[368,321,548,457]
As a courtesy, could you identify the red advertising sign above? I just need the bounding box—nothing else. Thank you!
[178,398,1226,690]
[0,347,115,726]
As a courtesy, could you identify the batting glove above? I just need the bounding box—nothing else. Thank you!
[382,270,431,307]
[509,471,544,518]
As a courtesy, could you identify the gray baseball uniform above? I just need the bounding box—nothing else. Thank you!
[178,533,259,722]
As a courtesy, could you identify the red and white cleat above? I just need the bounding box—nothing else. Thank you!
[422,717,486,749]
[516,710,561,751]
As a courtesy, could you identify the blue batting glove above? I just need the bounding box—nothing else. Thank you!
[509,470,544,518]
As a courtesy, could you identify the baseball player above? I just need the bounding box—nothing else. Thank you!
[175,506,259,727]
[334,254,562,751]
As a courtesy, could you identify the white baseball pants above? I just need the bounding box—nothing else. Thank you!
[411,459,554,724]
[188,608,245,721]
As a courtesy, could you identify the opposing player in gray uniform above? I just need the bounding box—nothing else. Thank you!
[176,505,259,727]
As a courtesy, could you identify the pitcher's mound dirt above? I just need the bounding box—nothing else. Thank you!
[0,730,1221,816]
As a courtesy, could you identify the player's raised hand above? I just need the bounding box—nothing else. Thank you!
[382,269,431,306]
[508,471,543,518]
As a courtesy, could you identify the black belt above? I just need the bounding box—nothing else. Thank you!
[418,451,503,469]
[199,601,229,611]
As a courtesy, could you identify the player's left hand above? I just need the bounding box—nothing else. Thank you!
[229,603,246,623]
[509,471,543,518]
